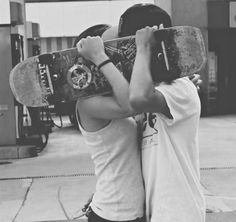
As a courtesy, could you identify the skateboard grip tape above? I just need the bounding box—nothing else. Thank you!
[38,54,54,65]
[153,29,168,44]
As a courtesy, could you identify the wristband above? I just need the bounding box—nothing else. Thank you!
[97,59,112,70]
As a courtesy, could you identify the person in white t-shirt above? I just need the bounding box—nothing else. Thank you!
[118,4,206,222]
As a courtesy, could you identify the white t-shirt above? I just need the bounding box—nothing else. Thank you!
[78,118,145,221]
[141,77,206,222]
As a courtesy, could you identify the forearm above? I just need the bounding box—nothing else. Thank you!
[129,48,156,110]
[99,60,133,112]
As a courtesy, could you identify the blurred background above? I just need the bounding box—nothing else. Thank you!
[0,0,236,153]
[0,1,236,221]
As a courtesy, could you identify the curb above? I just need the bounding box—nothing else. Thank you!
[34,219,87,222]
[0,145,38,160]
[206,211,236,222]
[29,211,236,222]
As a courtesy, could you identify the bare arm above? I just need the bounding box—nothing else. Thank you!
[129,27,171,117]
[77,36,138,120]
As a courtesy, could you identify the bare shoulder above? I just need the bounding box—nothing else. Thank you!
[76,97,111,132]
[76,95,137,121]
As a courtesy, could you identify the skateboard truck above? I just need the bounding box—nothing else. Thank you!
[67,64,92,90]
[159,24,170,71]
[161,41,170,71]
[154,27,171,72]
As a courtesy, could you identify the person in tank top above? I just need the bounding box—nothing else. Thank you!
[74,24,145,222]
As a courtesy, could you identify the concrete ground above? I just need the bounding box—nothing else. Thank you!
[0,115,236,222]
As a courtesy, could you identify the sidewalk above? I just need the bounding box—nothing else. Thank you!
[0,115,236,222]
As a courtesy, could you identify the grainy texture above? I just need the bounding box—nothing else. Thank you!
[9,26,206,107]
[9,57,47,107]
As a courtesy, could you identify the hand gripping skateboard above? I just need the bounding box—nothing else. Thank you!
[9,26,207,107]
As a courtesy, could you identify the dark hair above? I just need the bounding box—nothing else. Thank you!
[118,4,174,84]
[73,24,111,47]
[118,4,172,37]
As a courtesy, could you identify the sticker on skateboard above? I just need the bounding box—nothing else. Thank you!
[9,26,207,107]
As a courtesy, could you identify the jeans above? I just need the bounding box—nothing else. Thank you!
[87,208,146,222]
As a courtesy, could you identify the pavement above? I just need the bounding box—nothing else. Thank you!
[0,115,236,222]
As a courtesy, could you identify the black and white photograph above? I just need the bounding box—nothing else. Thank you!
[0,0,236,221]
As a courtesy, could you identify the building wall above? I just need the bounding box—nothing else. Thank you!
[171,0,207,27]
[154,0,172,15]
[207,0,236,114]
[170,0,236,114]
[39,36,75,54]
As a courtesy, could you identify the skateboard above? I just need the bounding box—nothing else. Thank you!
[9,26,206,107]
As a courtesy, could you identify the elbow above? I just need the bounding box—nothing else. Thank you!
[129,81,156,111]
[129,92,151,112]
[122,104,135,115]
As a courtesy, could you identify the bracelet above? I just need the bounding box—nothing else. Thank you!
[97,59,112,70]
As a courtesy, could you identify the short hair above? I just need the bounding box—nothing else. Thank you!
[118,4,173,83]
[118,4,172,37]
[73,24,111,47]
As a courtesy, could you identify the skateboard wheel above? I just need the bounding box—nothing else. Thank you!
[67,64,92,90]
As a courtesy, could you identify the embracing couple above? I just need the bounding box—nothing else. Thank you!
[75,3,206,222]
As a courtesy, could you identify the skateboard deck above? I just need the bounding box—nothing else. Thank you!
[9,26,206,107]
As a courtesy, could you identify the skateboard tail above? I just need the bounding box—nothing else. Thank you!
[174,26,207,77]
[153,26,207,78]
[9,57,50,107]
[106,26,207,82]
[193,27,207,73]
